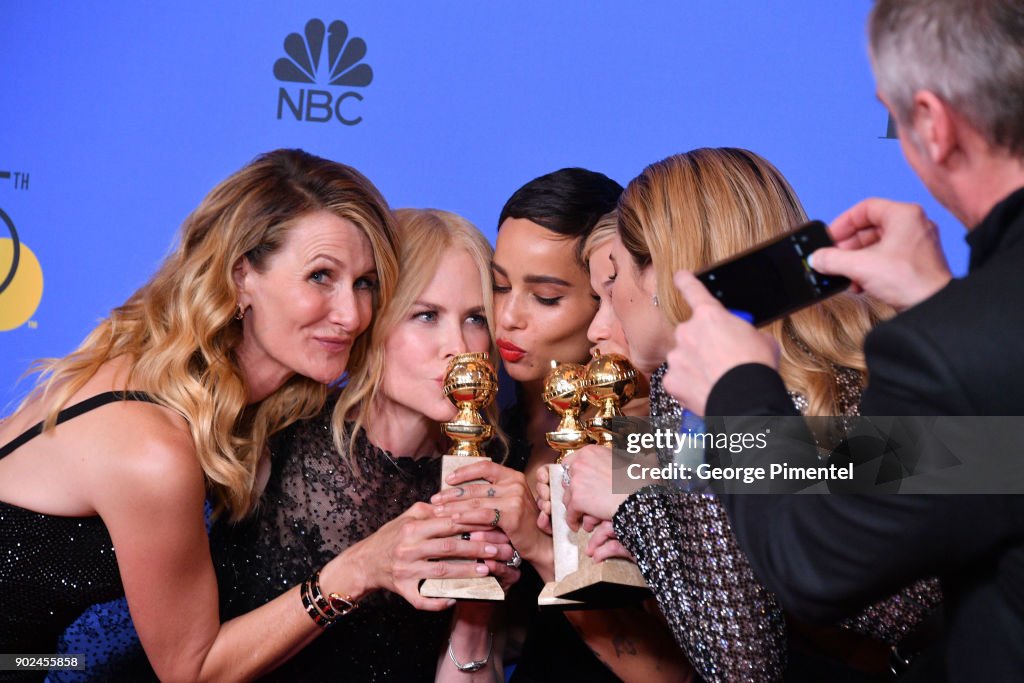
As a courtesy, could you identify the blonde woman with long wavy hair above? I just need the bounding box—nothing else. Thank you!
[213,208,519,682]
[0,148,423,680]
[560,147,941,681]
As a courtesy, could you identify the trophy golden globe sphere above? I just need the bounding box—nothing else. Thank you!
[444,351,497,409]
[442,352,496,458]
[542,360,586,414]
[583,352,637,445]
[542,360,589,462]
[583,352,637,406]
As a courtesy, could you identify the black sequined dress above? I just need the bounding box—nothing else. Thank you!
[612,364,942,682]
[0,392,159,683]
[211,402,450,682]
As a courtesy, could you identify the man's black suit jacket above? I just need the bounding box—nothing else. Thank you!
[706,187,1024,681]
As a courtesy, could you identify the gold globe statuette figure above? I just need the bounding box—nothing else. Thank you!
[419,352,505,601]
[550,352,650,605]
[542,360,590,462]
[582,352,638,446]
[538,360,590,605]
[442,351,497,458]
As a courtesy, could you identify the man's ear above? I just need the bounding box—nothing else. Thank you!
[910,90,958,165]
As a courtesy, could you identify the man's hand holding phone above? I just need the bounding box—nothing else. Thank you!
[817,198,953,312]
[663,219,844,413]
[663,271,780,416]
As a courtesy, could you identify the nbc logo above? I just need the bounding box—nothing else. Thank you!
[274,19,373,126]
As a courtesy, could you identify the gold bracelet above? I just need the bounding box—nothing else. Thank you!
[300,577,334,629]
[327,591,359,617]
[307,572,335,620]
[300,569,359,628]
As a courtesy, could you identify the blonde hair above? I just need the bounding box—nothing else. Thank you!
[618,148,893,416]
[334,208,506,469]
[582,210,618,266]
[23,149,399,520]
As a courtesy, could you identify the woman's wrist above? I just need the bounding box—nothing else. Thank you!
[452,600,493,628]
[523,533,555,582]
[320,543,373,602]
[447,623,493,672]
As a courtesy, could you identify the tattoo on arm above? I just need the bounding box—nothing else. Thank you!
[612,635,638,658]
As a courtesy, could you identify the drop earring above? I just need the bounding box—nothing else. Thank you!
[652,295,659,308]
[235,304,246,320]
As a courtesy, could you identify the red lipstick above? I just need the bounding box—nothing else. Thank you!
[497,339,526,363]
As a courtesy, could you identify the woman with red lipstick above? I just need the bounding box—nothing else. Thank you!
[0,150,408,681]
[213,208,519,682]
[434,169,693,682]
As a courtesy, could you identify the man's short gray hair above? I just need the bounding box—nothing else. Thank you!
[869,0,1024,155]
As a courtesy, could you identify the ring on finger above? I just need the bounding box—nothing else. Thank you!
[562,469,571,487]
[490,508,501,528]
[506,549,522,569]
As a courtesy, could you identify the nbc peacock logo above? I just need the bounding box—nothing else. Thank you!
[0,208,43,331]
[274,19,374,126]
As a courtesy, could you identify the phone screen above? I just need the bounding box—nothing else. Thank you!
[695,220,850,327]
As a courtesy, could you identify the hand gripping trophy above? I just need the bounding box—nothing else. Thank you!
[552,352,649,603]
[419,352,505,601]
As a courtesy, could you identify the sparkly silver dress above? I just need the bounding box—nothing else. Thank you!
[612,364,942,682]
[212,400,448,682]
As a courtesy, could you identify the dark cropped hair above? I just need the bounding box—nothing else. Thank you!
[498,167,623,266]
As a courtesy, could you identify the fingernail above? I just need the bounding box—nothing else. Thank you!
[485,545,497,555]
[476,564,489,574]
[434,505,444,513]
[446,599,457,608]
[445,474,455,483]
[430,494,440,503]
[807,252,816,270]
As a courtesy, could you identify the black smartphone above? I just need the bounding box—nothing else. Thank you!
[695,220,850,327]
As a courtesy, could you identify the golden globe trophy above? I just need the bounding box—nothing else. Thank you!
[538,360,590,606]
[419,352,505,601]
[552,352,649,603]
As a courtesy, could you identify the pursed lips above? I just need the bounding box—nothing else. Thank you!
[313,336,352,353]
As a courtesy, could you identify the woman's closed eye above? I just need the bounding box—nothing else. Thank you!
[534,294,562,306]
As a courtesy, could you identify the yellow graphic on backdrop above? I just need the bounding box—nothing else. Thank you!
[0,237,43,330]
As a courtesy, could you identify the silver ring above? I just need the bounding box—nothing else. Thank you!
[506,549,522,569]
[562,469,571,487]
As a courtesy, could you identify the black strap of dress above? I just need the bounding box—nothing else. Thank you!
[0,390,158,459]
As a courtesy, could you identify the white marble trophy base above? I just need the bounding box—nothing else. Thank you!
[538,463,583,606]
[419,454,504,601]
[552,526,649,603]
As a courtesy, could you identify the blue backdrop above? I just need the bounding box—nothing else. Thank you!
[0,2,966,410]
